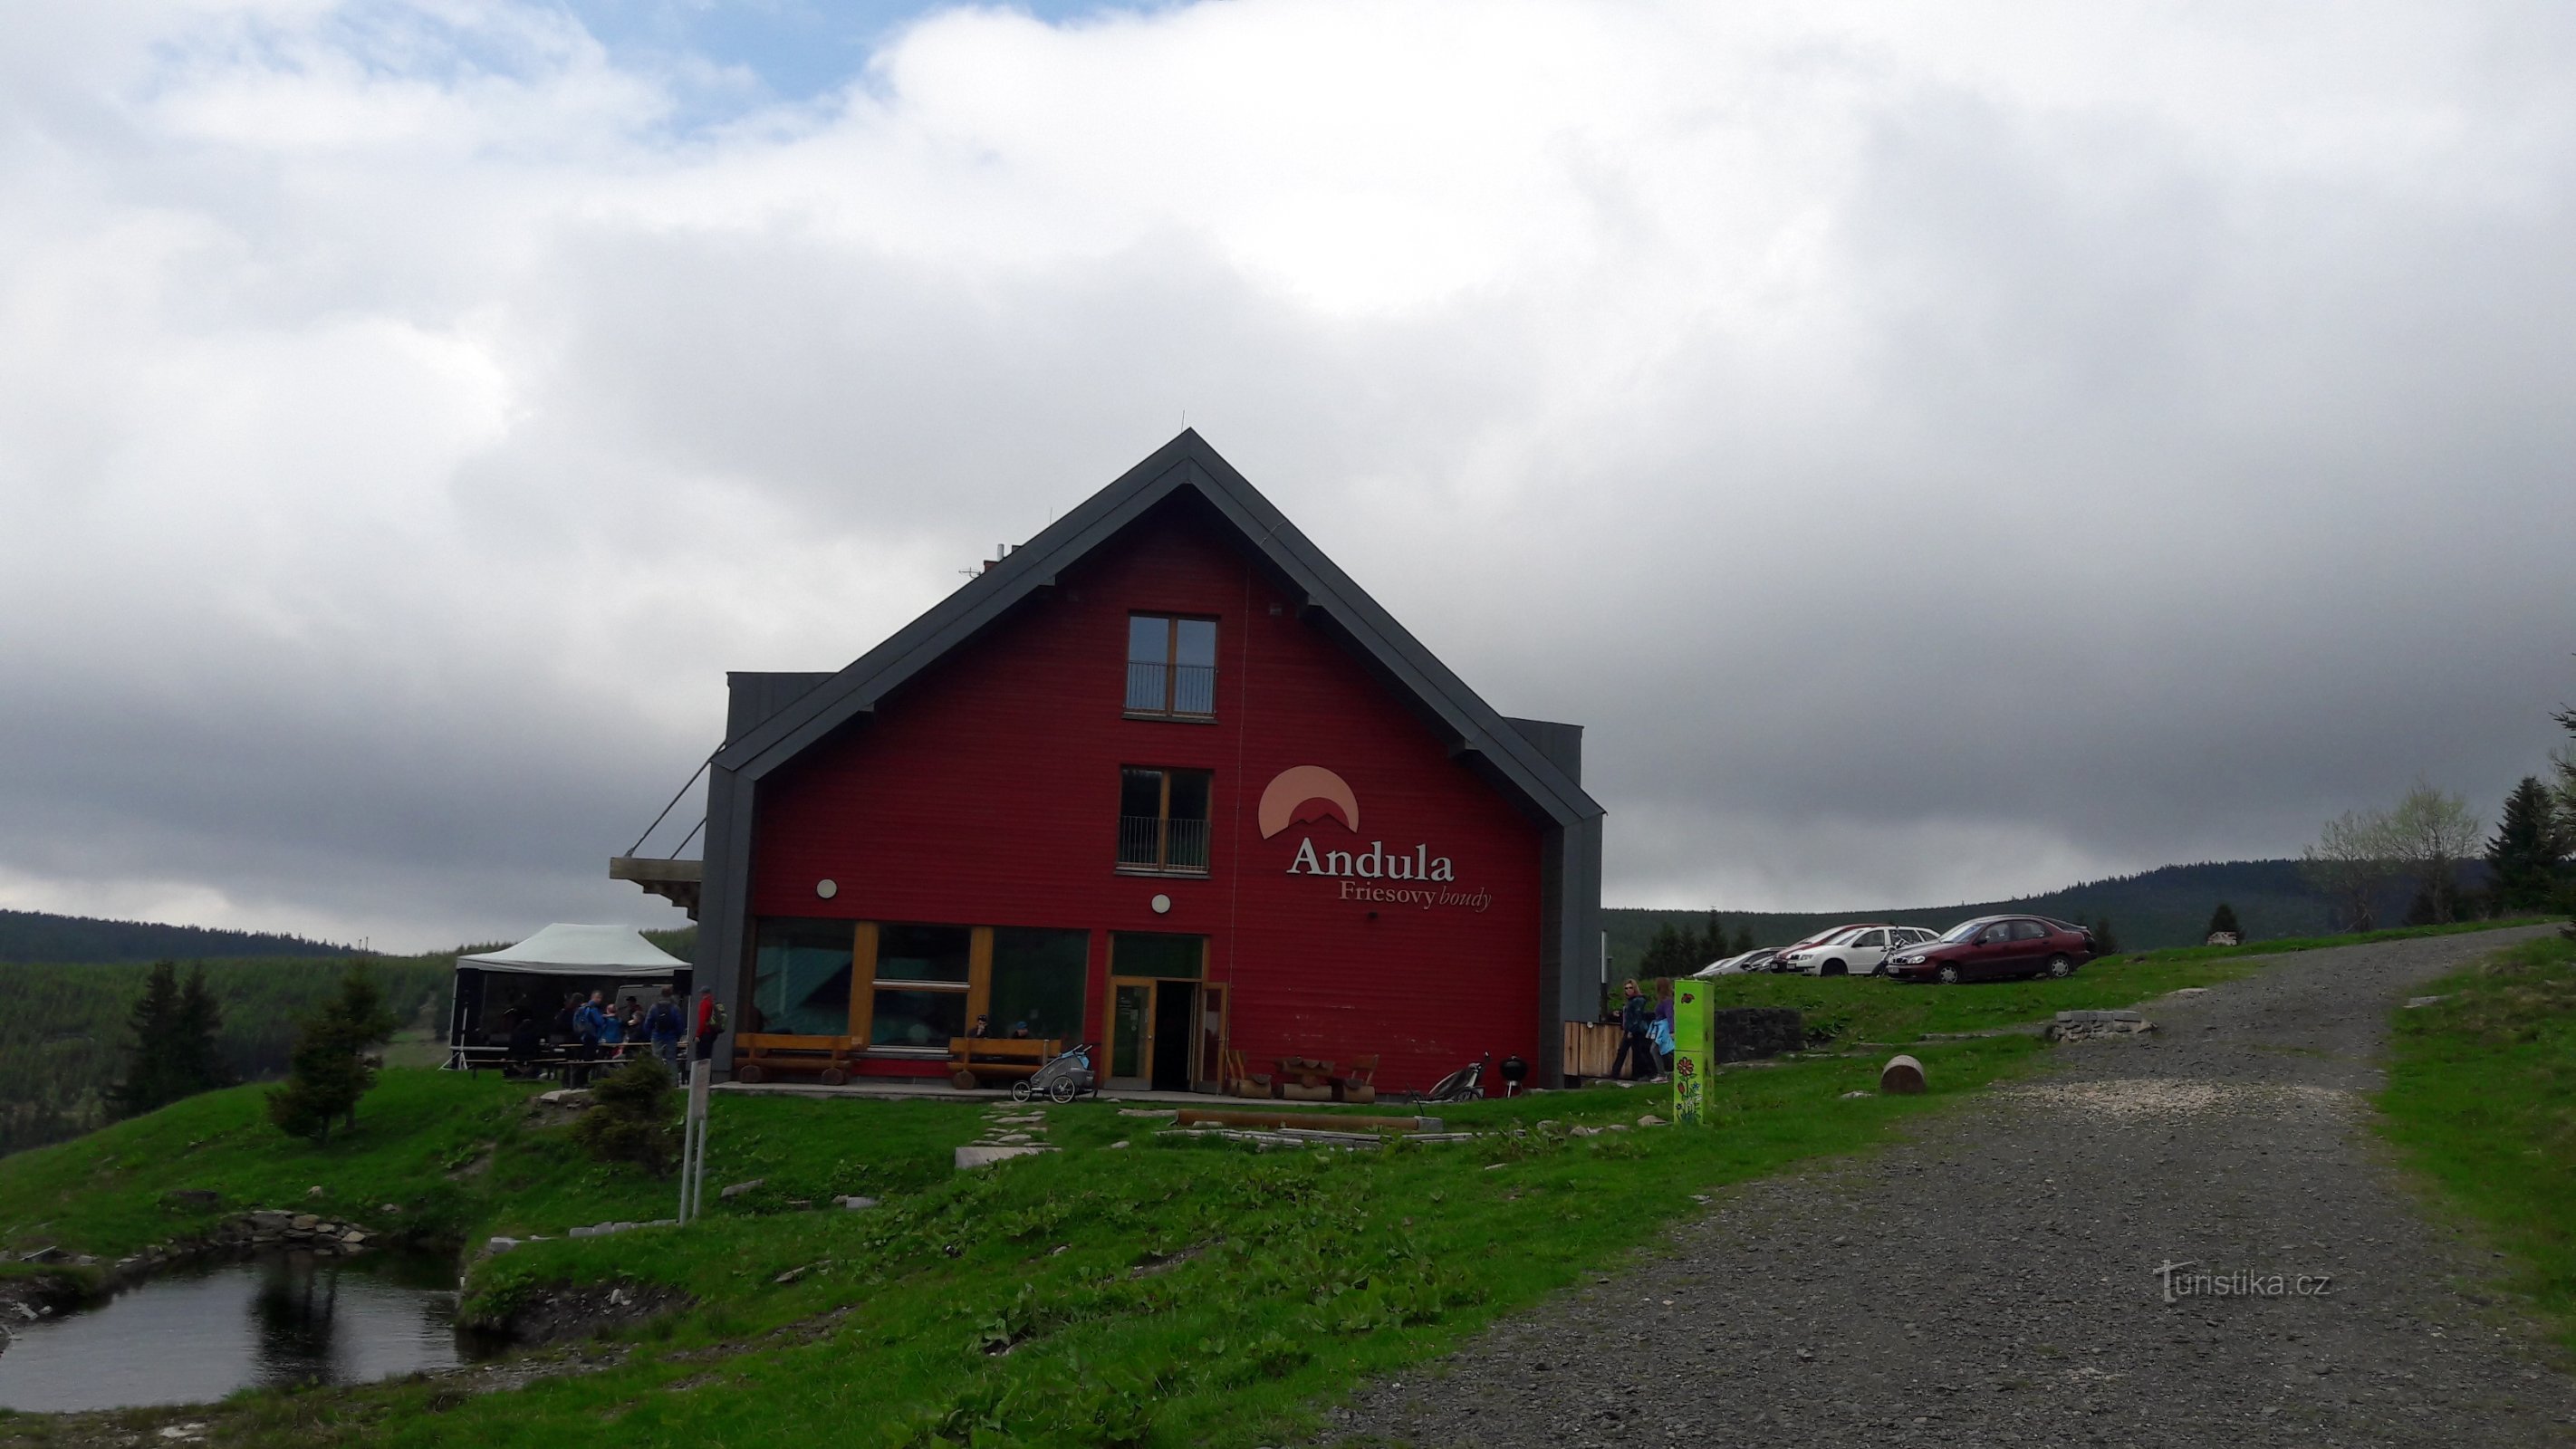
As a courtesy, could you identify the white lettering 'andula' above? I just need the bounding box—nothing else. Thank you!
[1288,838,1455,883]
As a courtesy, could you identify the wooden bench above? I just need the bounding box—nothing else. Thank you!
[733,1032,855,1085]
[947,1036,1062,1089]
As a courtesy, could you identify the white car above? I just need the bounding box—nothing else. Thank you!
[1778,924,1940,977]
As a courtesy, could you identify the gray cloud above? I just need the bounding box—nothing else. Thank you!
[1,1,2571,947]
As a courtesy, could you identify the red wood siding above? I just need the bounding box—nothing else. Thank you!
[747,498,1544,1092]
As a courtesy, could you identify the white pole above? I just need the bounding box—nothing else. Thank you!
[679,1057,712,1223]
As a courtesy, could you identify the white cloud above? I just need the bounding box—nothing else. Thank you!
[2,0,2571,948]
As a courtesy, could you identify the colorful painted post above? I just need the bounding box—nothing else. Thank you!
[1671,981,1711,1125]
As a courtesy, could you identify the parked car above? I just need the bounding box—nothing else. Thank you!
[1764,928,1844,973]
[1778,924,1941,977]
[1885,916,2097,984]
[1692,947,1781,978]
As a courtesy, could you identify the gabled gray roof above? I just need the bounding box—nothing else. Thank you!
[714,430,1603,828]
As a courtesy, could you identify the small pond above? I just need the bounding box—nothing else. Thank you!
[0,1250,472,1414]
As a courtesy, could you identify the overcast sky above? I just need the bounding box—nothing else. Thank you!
[4,1,2571,952]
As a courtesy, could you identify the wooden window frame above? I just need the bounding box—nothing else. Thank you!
[850,923,1090,1056]
[1116,765,1211,876]
[1124,613,1219,722]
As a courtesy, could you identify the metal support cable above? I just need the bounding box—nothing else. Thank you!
[668,814,706,859]
[627,751,716,858]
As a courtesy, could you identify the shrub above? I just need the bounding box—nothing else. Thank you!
[574,1055,681,1176]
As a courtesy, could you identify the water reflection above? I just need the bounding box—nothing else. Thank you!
[0,1250,464,1414]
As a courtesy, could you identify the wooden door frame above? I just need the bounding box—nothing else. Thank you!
[1104,935,1213,1089]
[1105,975,1159,1088]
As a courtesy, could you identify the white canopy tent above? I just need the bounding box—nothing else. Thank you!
[457,924,689,976]
[447,924,693,1069]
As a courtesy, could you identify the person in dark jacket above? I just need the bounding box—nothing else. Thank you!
[1610,980,1656,1081]
[1607,983,1648,1080]
[646,986,685,1069]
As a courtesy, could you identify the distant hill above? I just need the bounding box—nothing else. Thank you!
[0,908,361,965]
[1604,859,2455,978]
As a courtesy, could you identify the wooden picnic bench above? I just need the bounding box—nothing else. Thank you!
[948,1036,1063,1089]
[732,1032,855,1085]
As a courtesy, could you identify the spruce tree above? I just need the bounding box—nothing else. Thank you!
[266,967,399,1145]
[2486,776,2569,912]
[109,961,184,1118]
[173,965,230,1097]
[2206,903,2242,941]
[1733,926,1756,957]
[2091,917,2120,955]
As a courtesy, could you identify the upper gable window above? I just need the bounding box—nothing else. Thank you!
[1125,615,1218,718]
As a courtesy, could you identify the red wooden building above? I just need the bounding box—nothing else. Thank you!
[642,433,1603,1093]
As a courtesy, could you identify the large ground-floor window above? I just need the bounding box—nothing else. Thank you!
[750,918,855,1035]
[866,923,972,1049]
[748,917,1091,1051]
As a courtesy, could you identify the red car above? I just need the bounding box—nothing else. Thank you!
[1885,916,2095,984]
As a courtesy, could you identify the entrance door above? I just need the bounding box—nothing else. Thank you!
[1104,933,1208,1092]
[1150,982,1197,1092]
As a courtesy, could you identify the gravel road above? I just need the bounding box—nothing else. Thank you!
[1336,926,2576,1448]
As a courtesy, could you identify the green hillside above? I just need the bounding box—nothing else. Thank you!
[1603,858,2412,978]
[0,956,453,1157]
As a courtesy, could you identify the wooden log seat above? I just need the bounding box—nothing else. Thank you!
[1222,1049,1272,1099]
[732,1032,854,1086]
[1338,1053,1379,1107]
[947,1037,1064,1089]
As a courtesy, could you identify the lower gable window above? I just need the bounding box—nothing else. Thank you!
[1118,766,1211,874]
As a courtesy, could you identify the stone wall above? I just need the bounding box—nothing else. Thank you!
[1711,1007,1806,1063]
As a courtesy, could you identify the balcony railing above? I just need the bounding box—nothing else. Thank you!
[1125,661,1218,716]
[1117,814,1210,872]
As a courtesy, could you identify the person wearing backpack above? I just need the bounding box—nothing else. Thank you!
[569,990,611,1086]
[694,987,726,1064]
[646,986,685,1069]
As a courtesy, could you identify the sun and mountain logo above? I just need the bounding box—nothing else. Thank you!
[1256,764,1360,839]
[1260,765,1458,885]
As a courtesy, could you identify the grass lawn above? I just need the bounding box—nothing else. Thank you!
[5,1046,2045,1448]
[0,916,2542,1448]
[2380,928,2576,1355]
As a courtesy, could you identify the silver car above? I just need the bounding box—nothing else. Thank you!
[1779,925,1940,977]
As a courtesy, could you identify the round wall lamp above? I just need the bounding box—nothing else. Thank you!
[1150,893,1172,915]
[815,878,839,899]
